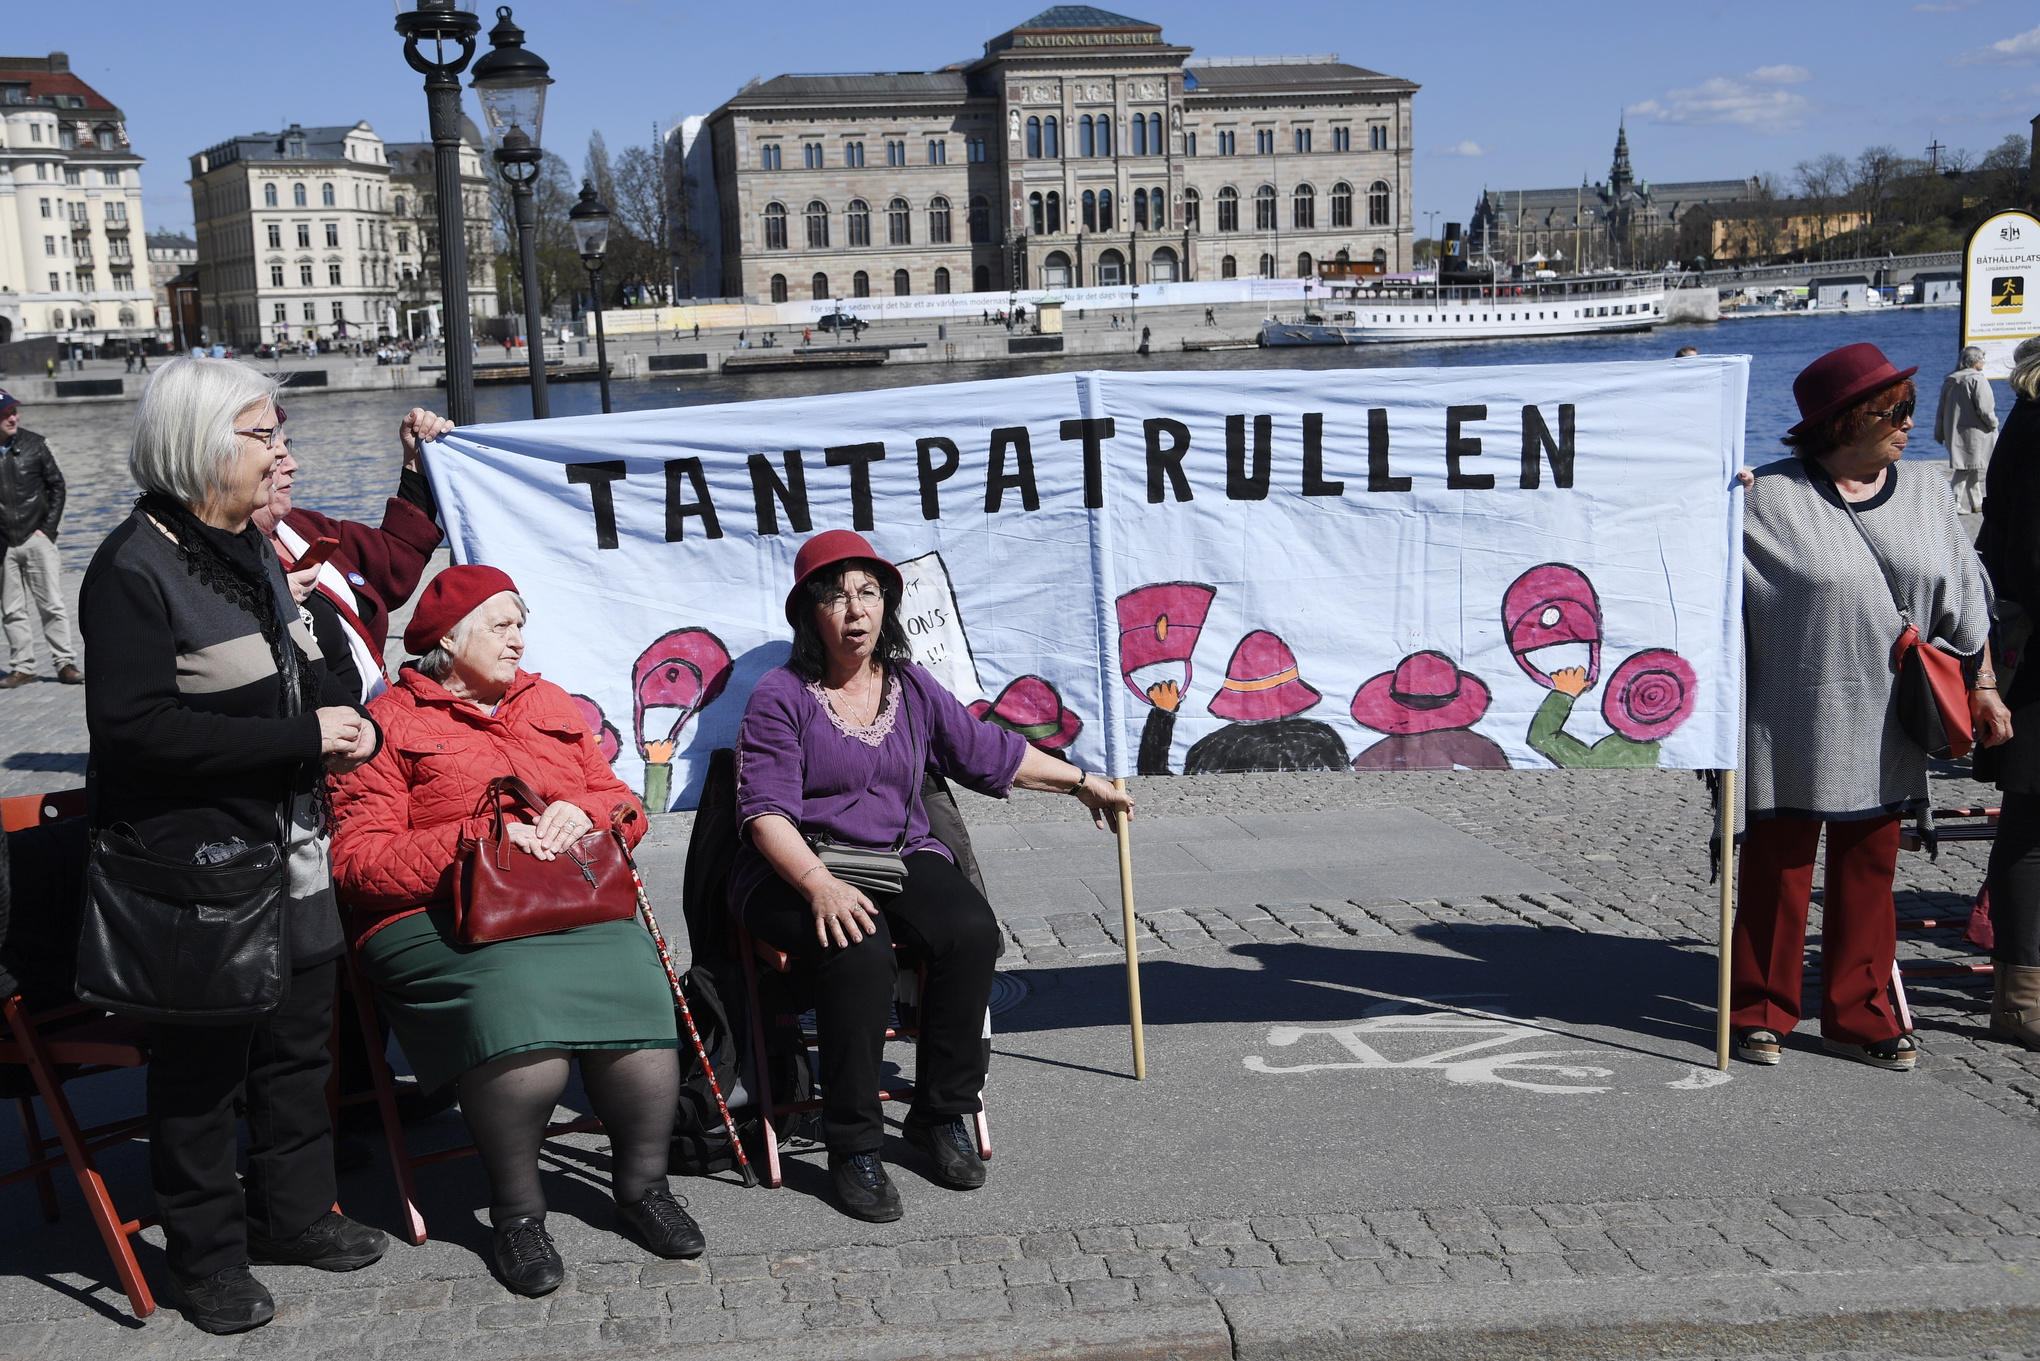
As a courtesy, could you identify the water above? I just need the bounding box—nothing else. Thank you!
[29,305,1982,574]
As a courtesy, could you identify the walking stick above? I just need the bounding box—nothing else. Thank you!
[1113,778,1147,1080]
[614,810,756,1187]
[1716,769,1736,1072]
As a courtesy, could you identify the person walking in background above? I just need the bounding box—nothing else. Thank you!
[1936,345,1998,513]
[0,389,81,688]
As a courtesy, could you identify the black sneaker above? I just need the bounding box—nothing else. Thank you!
[903,1114,987,1189]
[828,1152,903,1223]
[492,1215,564,1297]
[167,1264,275,1335]
[616,1187,705,1259]
[248,1209,388,1272]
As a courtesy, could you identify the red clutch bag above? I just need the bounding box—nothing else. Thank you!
[453,776,639,945]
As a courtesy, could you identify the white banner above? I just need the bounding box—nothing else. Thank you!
[427,357,1748,811]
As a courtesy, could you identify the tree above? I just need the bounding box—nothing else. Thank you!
[1793,153,1849,260]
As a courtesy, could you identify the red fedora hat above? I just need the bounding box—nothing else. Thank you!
[784,529,902,625]
[1208,630,1321,723]
[1350,651,1492,735]
[1788,343,1918,434]
[969,674,1082,750]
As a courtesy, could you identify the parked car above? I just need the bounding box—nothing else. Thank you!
[816,312,865,334]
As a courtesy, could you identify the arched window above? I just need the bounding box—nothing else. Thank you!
[1184,187,1201,231]
[770,273,788,303]
[1368,180,1391,227]
[292,182,307,207]
[1097,248,1125,286]
[974,264,991,292]
[853,270,870,297]
[893,269,910,296]
[1221,254,1237,279]
[969,195,990,243]
[1292,184,1315,229]
[1042,251,1072,288]
[1336,248,1350,262]
[1297,252,1313,278]
[1045,190,1062,234]
[393,194,406,216]
[763,202,788,249]
[1133,188,1149,230]
[263,182,278,207]
[118,307,136,326]
[1331,182,1353,228]
[1217,187,1238,232]
[887,197,911,246]
[1372,247,1387,267]
[1080,115,1095,157]
[1082,189,1098,231]
[1258,253,1275,278]
[847,199,871,247]
[1147,113,1163,153]
[805,200,830,249]
[1132,115,1147,156]
[321,182,335,207]
[934,267,951,294]
[812,272,829,300]
[49,309,65,331]
[928,196,952,244]
[1150,246,1178,282]
[1026,116,1041,158]
[1043,115,1059,158]
[1097,188,1113,231]
[1255,185,1277,231]
[1097,114,1112,155]
[1029,191,1045,235]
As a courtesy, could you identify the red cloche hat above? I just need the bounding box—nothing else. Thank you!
[632,627,733,754]
[1788,343,1918,434]
[1208,629,1321,723]
[784,529,902,625]
[1601,648,1697,743]
[969,674,1082,750]
[403,564,518,655]
[1349,651,1492,735]
[1116,581,1217,701]
[1502,563,1602,689]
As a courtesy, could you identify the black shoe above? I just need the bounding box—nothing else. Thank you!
[903,1114,987,1189]
[616,1187,705,1259]
[829,1152,903,1223]
[492,1215,564,1297]
[248,1209,387,1272]
[167,1264,275,1335]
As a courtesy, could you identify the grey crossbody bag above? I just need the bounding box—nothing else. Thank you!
[803,675,922,896]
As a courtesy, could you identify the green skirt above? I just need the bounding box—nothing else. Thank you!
[358,906,677,1093]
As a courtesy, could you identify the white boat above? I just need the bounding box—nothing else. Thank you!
[1260,273,1668,346]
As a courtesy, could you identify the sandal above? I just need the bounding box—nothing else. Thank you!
[1733,1028,1782,1065]
[1823,1033,1917,1071]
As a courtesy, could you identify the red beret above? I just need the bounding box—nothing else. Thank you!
[403,564,519,655]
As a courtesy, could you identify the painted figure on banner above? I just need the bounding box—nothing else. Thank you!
[896,550,983,703]
[1532,649,1698,768]
[1116,581,1217,776]
[1350,651,1510,770]
[570,693,622,765]
[1184,629,1349,773]
[634,627,733,812]
[970,674,1082,760]
[1504,563,1603,691]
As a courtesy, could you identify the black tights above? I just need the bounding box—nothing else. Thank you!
[456,1046,678,1226]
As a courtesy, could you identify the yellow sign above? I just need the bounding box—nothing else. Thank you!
[1992,276,2024,313]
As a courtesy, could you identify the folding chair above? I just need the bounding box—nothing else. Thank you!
[733,922,991,1189]
[0,787,88,833]
[1897,806,1999,989]
[1,993,156,1319]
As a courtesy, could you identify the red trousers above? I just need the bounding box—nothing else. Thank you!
[1730,813,1903,1044]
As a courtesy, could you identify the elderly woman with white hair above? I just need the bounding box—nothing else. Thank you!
[1936,343,1998,513]
[80,356,387,1334]
[329,565,699,1299]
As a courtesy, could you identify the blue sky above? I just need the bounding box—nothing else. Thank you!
[15,1,2039,239]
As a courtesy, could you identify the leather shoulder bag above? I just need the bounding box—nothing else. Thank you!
[802,674,923,898]
[453,775,639,944]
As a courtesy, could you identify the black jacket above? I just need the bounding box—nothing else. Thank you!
[0,428,66,548]
[1978,396,2040,793]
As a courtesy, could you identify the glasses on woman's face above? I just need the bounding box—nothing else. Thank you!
[818,585,884,613]
[1866,398,1915,426]
[233,404,288,448]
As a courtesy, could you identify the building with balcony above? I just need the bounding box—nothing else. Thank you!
[0,51,156,345]
[383,129,497,342]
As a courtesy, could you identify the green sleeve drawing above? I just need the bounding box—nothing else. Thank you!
[1528,690,1596,767]
[643,761,671,816]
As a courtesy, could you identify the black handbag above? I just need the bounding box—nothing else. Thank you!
[75,825,290,1024]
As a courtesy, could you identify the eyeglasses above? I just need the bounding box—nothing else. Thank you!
[1865,398,1915,425]
[233,404,288,448]
[818,586,885,612]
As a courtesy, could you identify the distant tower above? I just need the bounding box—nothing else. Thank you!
[1609,121,1634,197]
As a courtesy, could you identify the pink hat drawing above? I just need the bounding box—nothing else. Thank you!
[1117,581,1217,702]
[1602,648,1697,742]
[969,675,1082,750]
[1350,651,1492,735]
[1208,630,1321,723]
[1503,563,1602,689]
[570,693,622,764]
[632,627,733,756]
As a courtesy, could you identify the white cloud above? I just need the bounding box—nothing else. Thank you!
[1956,23,2040,64]
[1434,140,1485,156]
[1626,69,1813,132]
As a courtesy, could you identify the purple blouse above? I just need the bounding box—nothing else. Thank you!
[731,662,1027,911]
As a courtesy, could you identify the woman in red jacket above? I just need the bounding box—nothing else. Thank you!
[330,566,702,1297]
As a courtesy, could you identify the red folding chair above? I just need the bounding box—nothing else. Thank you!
[0,787,88,833]
[734,923,991,1189]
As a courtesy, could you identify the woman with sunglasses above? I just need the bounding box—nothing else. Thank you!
[1734,343,2012,1072]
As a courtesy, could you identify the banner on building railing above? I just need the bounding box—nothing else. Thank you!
[426,357,1748,811]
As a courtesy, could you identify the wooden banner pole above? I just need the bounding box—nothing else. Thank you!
[1113,777,1147,1080]
[1716,768,1737,1071]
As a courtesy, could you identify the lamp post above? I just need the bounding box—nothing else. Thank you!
[394,0,482,426]
[569,181,612,414]
[470,5,553,419]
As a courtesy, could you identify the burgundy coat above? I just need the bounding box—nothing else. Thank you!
[283,493,441,654]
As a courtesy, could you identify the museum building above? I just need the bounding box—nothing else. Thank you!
[700,6,1418,302]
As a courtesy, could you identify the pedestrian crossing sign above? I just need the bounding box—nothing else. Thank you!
[1993,276,2024,313]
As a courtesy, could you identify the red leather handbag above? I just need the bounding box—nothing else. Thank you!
[1891,623,1974,761]
[453,776,640,945]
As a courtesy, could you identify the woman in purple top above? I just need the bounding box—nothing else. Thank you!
[735,530,1133,1222]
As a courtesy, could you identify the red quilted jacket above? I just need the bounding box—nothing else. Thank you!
[330,666,645,944]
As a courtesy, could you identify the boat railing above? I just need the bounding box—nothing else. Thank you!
[1323,277,1667,305]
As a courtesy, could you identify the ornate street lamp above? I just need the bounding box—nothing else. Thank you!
[394,0,482,425]
[569,181,613,414]
[471,5,553,418]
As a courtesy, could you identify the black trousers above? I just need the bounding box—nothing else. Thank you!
[146,959,337,1278]
[1989,791,2040,967]
[743,850,999,1155]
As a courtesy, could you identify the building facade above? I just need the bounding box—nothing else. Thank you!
[0,51,156,346]
[146,230,195,335]
[699,7,1417,302]
[384,131,497,341]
